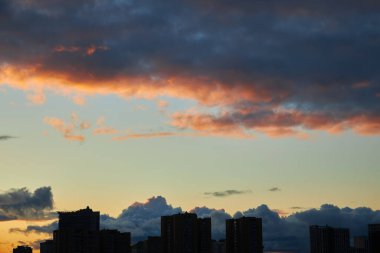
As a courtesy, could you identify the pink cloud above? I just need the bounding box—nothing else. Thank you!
[44,113,90,142]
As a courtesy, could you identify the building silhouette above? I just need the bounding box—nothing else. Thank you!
[58,206,100,231]
[350,236,369,253]
[226,217,263,253]
[143,236,162,253]
[368,224,380,253]
[132,236,162,253]
[131,241,144,253]
[100,229,131,253]
[40,240,54,253]
[197,218,212,253]
[54,206,100,253]
[211,240,225,253]
[309,225,350,253]
[13,246,32,253]
[161,212,211,253]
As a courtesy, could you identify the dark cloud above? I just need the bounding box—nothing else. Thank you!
[190,206,231,240]
[101,196,181,242]
[0,187,55,221]
[10,221,58,235]
[269,187,281,192]
[291,207,305,210]
[204,190,251,198]
[0,135,16,141]
[0,0,379,137]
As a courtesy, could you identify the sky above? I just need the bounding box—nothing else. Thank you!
[1,0,380,252]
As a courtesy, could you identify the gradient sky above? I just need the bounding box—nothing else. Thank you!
[1,1,380,252]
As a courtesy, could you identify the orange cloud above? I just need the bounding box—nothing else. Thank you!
[92,117,119,135]
[0,64,271,106]
[44,113,90,142]
[1,63,379,138]
[43,114,183,141]
[53,45,81,53]
[157,99,169,111]
[85,45,108,56]
[112,132,176,140]
[71,95,86,105]
[171,112,254,139]
[27,90,46,105]
[171,110,380,138]
[53,45,108,56]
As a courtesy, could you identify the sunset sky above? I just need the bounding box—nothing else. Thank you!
[1,1,380,252]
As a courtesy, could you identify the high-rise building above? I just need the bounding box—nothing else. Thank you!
[58,206,100,231]
[40,240,54,253]
[100,229,131,253]
[211,240,225,253]
[368,224,380,253]
[143,236,162,253]
[13,246,32,253]
[54,206,101,253]
[309,225,350,253]
[351,236,369,253]
[131,241,144,253]
[197,218,211,253]
[226,217,263,253]
[161,212,211,253]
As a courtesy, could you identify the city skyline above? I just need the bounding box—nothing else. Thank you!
[2,191,380,253]
[9,205,380,253]
[1,0,380,252]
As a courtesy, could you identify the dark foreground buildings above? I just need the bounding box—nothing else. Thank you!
[131,236,161,253]
[41,206,131,253]
[12,207,272,253]
[368,224,380,253]
[40,240,54,253]
[226,217,263,253]
[161,212,211,253]
[309,225,350,253]
[53,206,101,253]
[100,229,131,253]
[13,246,32,253]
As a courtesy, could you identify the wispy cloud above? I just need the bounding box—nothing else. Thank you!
[0,135,16,141]
[44,113,90,142]
[290,206,305,210]
[45,114,184,142]
[204,190,251,198]
[10,221,58,235]
[112,132,177,141]
[269,187,281,192]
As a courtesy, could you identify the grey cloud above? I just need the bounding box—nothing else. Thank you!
[269,187,281,192]
[10,221,58,235]
[101,196,181,242]
[0,135,16,141]
[190,206,231,240]
[0,187,55,221]
[291,207,304,210]
[204,190,251,198]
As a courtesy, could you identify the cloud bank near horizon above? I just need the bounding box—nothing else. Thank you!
[9,194,380,252]
[1,0,379,138]
[0,187,55,221]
